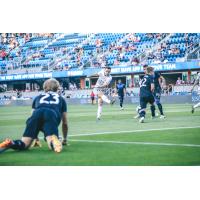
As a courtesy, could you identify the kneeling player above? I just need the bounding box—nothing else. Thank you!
[93,66,115,120]
[191,72,200,113]
[138,66,155,123]
[0,78,68,153]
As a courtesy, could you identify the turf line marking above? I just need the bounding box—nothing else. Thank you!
[69,126,200,137]
[70,139,200,148]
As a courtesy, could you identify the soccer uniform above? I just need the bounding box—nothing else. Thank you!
[93,69,112,96]
[23,91,67,139]
[153,72,162,104]
[139,74,155,117]
[116,82,126,108]
[196,73,200,95]
[192,73,200,113]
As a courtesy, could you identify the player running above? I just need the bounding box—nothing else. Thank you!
[93,66,115,120]
[0,78,68,153]
[138,66,156,123]
[191,72,200,113]
[116,79,126,110]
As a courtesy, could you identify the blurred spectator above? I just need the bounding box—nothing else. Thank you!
[176,77,183,85]
[90,91,95,104]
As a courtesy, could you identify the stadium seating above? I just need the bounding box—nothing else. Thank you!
[0,33,200,75]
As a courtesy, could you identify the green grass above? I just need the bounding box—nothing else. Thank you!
[0,103,200,166]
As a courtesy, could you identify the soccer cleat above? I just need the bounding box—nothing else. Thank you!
[139,117,145,123]
[160,115,166,119]
[151,116,156,119]
[96,117,101,122]
[110,99,116,105]
[31,139,42,148]
[191,106,195,114]
[50,135,62,153]
[62,140,70,146]
[0,139,13,153]
[120,107,124,110]
[134,114,140,119]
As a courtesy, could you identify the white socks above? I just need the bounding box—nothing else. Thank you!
[194,102,200,109]
[97,105,103,118]
[101,95,111,104]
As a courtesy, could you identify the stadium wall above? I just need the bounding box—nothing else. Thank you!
[0,60,200,82]
[0,95,198,107]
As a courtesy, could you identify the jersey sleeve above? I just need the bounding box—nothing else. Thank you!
[150,75,154,84]
[61,97,67,113]
[98,69,104,76]
[108,76,112,84]
[155,72,161,79]
[32,96,38,109]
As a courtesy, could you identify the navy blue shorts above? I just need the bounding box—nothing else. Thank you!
[118,95,124,100]
[153,90,161,104]
[23,108,60,139]
[140,95,155,109]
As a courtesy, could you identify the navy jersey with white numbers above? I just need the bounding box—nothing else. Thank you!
[139,74,154,97]
[32,92,67,123]
[116,83,126,96]
[154,72,161,92]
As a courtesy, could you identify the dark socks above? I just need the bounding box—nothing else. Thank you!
[157,103,164,115]
[11,140,26,150]
[120,97,123,107]
[139,109,146,118]
[150,105,156,117]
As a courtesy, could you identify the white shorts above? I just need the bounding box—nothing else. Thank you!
[93,87,109,96]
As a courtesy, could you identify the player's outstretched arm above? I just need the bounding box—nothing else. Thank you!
[61,112,68,145]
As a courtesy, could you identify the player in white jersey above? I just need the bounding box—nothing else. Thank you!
[93,66,115,120]
[191,72,200,113]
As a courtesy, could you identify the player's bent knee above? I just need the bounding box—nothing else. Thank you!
[21,137,34,149]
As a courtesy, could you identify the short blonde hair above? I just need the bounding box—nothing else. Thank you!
[43,78,60,92]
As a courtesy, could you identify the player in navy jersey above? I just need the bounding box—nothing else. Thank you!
[138,66,156,123]
[0,78,68,153]
[116,79,126,110]
[140,65,165,119]
[153,70,166,118]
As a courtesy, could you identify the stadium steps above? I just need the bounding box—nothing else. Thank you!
[137,33,173,64]
[48,33,96,69]
[20,33,65,65]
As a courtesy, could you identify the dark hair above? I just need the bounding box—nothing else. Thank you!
[106,66,111,70]
[143,64,148,68]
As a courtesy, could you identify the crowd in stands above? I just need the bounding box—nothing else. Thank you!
[0,33,200,75]
[146,33,200,64]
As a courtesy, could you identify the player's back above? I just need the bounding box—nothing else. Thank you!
[139,74,154,97]
[32,91,67,123]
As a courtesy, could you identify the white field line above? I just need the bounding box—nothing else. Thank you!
[69,126,200,137]
[70,139,200,148]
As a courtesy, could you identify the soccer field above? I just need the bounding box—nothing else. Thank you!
[0,103,200,166]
